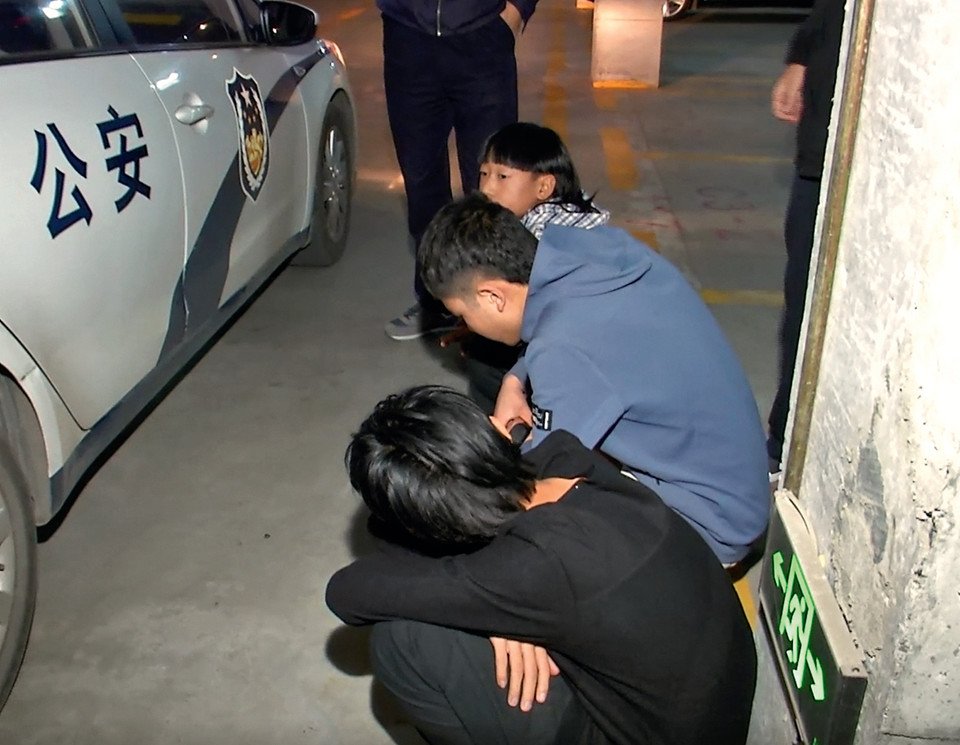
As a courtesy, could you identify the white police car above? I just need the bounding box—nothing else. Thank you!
[0,0,355,708]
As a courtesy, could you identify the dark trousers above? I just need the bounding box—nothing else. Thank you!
[382,16,518,306]
[370,621,589,745]
[463,337,521,413]
[767,173,821,463]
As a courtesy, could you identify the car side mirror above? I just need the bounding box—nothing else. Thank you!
[260,0,317,46]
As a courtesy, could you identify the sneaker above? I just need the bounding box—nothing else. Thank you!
[385,303,459,341]
[768,457,782,485]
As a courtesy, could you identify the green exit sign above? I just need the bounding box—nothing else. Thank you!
[760,493,868,745]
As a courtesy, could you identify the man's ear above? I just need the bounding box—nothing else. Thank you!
[536,173,557,201]
[475,279,511,312]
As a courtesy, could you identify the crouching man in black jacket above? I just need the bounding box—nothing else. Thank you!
[326,386,757,745]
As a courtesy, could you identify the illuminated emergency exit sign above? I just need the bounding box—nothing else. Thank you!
[759,494,868,745]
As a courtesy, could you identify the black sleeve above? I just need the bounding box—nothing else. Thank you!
[325,531,572,645]
[509,0,538,25]
[785,0,837,66]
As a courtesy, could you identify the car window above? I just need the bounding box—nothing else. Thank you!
[0,0,95,57]
[116,0,245,46]
[233,0,255,26]
[233,0,263,41]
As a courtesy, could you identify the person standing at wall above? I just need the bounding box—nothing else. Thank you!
[380,0,539,341]
[767,0,844,474]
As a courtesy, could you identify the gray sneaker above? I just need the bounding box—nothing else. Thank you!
[385,303,459,341]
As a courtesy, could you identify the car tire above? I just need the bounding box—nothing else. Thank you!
[294,92,355,267]
[662,0,694,20]
[0,441,37,712]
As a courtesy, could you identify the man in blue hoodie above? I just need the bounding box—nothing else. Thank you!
[418,193,770,565]
[380,0,539,342]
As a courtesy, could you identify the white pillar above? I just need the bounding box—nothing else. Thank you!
[591,0,662,88]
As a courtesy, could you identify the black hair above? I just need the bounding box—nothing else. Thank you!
[346,386,536,550]
[481,122,598,213]
[417,192,538,299]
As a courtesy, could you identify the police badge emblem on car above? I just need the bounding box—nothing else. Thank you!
[225,68,270,201]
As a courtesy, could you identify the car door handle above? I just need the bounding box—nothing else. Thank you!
[174,103,215,125]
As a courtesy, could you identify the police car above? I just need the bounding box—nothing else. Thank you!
[0,0,355,708]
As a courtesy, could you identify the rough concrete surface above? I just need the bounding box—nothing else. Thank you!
[786,1,960,742]
[0,2,802,743]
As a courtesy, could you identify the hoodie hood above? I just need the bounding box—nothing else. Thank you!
[521,225,653,341]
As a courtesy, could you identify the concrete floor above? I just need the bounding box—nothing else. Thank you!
[0,2,806,743]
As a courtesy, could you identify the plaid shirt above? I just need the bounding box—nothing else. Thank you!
[521,199,611,239]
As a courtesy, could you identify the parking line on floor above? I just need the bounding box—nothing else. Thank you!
[336,7,366,21]
[593,88,618,111]
[544,82,567,141]
[651,89,770,100]
[670,74,776,87]
[600,127,638,190]
[700,289,783,307]
[629,229,660,250]
[636,151,791,165]
[543,7,569,141]
[592,79,658,90]
[733,574,759,629]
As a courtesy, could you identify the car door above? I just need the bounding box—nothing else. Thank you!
[1,0,188,429]
[108,0,311,348]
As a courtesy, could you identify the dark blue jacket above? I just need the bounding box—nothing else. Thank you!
[377,0,538,36]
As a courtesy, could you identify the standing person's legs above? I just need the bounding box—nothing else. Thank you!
[443,18,520,404]
[446,17,519,195]
[370,621,589,745]
[383,18,454,247]
[767,173,821,466]
[382,18,459,338]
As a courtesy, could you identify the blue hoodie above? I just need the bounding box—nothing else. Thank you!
[511,224,770,563]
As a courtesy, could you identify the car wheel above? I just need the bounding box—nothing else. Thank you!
[0,442,37,712]
[662,0,694,20]
[294,92,355,267]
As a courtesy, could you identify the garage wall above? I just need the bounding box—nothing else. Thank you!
[752,0,960,743]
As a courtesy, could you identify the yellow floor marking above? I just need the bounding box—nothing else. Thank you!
[629,229,660,250]
[336,7,366,21]
[700,289,783,307]
[593,77,770,98]
[600,128,638,190]
[733,574,759,630]
[652,90,769,101]
[544,83,567,142]
[592,80,657,90]
[592,88,617,111]
[636,151,791,165]
[672,74,776,86]
[542,8,568,140]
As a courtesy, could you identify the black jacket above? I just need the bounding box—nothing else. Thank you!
[377,0,538,36]
[327,432,757,745]
[786,0,845,178]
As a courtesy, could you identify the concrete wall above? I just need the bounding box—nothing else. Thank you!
[753,0,960,742]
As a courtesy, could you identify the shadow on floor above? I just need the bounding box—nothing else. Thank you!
[325,621,427,744]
